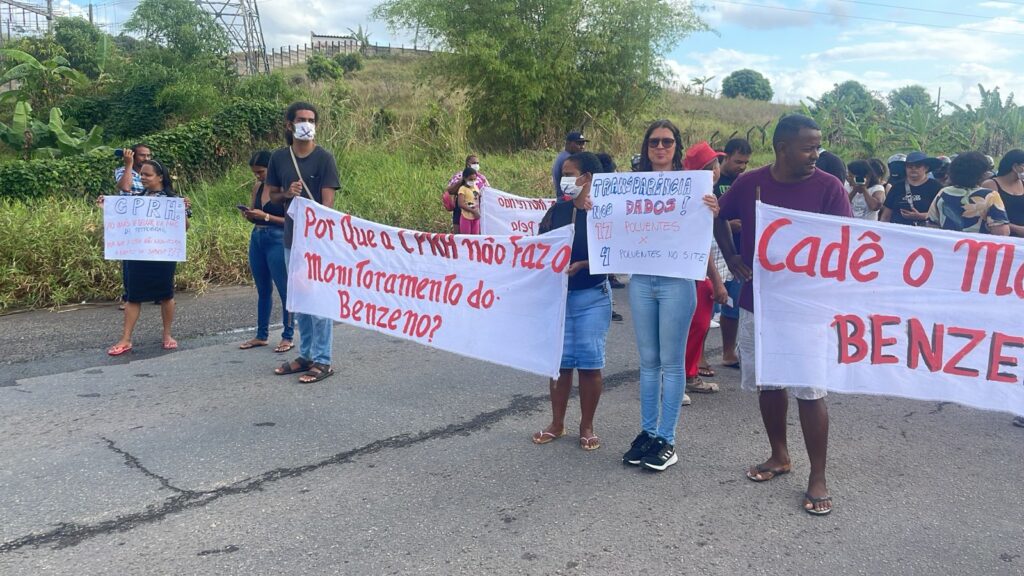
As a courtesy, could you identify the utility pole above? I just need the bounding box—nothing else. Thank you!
[45,0,51,31]
[88,3,92,25]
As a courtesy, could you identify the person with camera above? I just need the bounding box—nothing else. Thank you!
[846,159,886,220]
[108,144,153,309]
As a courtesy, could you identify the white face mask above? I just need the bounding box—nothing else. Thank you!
[1017,168,1024,181]
[470,163,480,171]
[560,176,583,198]
[293,121,316,141]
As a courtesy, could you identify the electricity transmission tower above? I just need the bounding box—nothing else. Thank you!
[0,0,54,47]
[193,0,268,75]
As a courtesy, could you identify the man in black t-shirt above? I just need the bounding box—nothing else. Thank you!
[881,151,942,226]
[267,101,341,384]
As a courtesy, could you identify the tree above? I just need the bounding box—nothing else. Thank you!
[307,54,342,82]
[53,17,110,80]
[815,80,884,118]
[721,69,772,101]
[887,85,932,110]
[374,0,706,148]
[124,0,230,63]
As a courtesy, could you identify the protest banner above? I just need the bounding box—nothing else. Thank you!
[479,187,556,236]
[286,197,574,378]
[103,195,187,262]
[586,170,714,279]
[754,201,1024,416]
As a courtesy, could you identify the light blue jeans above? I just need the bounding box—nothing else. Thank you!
[628,274,697,446]
[283,248,334,365]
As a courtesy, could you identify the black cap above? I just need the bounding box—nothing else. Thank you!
[566,131,588,142]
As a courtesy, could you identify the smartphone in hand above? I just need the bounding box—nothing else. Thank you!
[236,205,249,212]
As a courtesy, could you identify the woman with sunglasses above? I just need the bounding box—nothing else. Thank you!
[621,120,719,472]
[105,160,191,356]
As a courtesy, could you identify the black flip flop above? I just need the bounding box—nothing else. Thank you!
[804,493,833,516]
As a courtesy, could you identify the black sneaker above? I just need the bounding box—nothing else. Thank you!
[611,310,623,322]
[622,431,655,465]
[640,437,678,471]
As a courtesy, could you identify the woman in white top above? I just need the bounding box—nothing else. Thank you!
[846,159,885,220]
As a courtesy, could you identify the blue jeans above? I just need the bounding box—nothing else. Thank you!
[283,247,334,365]
[628,275,696,446]
[249,226,294,342]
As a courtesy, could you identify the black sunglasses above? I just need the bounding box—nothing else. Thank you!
[647,137,676,149]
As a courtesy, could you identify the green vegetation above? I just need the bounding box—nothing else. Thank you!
[374,0,706,148]
[721,69,773,102]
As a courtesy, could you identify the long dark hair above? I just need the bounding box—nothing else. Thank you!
[638,119,683,172]
[140,159,175,196]
[459,166,478,188]
[996,149,1024,177]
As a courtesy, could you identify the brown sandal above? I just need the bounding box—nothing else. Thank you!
[298,362,334,383]
[275,357,312,375]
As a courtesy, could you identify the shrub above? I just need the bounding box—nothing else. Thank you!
[371,107,397,139]
[307,54,342,82]
[0,98,282,200]
[333,52,363,75]
[234,72,298,105]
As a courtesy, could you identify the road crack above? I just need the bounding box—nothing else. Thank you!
[100,436,197,496]
[0,369,638,553]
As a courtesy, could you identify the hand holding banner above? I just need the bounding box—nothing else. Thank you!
[286,197,574,378]
[754,201,1024,417]
[103,195,187,262]
[586,171,714,279]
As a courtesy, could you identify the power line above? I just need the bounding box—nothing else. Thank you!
[713,0,1024,38]
[833,0,1024,23]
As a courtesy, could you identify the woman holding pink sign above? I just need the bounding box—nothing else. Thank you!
[106,160,190,356]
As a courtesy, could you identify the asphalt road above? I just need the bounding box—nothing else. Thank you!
[0,285,1022,575]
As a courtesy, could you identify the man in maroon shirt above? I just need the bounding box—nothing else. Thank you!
[714,114,853,516]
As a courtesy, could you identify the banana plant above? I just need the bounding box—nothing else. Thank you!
[0,101,49,155]
[0,48,88,110]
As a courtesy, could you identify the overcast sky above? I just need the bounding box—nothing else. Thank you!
[63,0,1023,109]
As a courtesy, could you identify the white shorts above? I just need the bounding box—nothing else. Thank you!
[739,309,826,401]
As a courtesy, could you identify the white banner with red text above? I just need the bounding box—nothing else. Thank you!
[103,195,187,262]
[754,201,1024,416]
[586,170,714,280]
[286,197,573,378]
[479,187,556,237]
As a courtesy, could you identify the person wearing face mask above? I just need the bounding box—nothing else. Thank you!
[880,151,943,226]
[456,167,482,234]
[267,101,341,384]
[238,150,294,353]
[444,155,490,234]
[531,151,612,452]
[981,149,1024,238]
[105,160,191,356]
[620,119,720,473]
